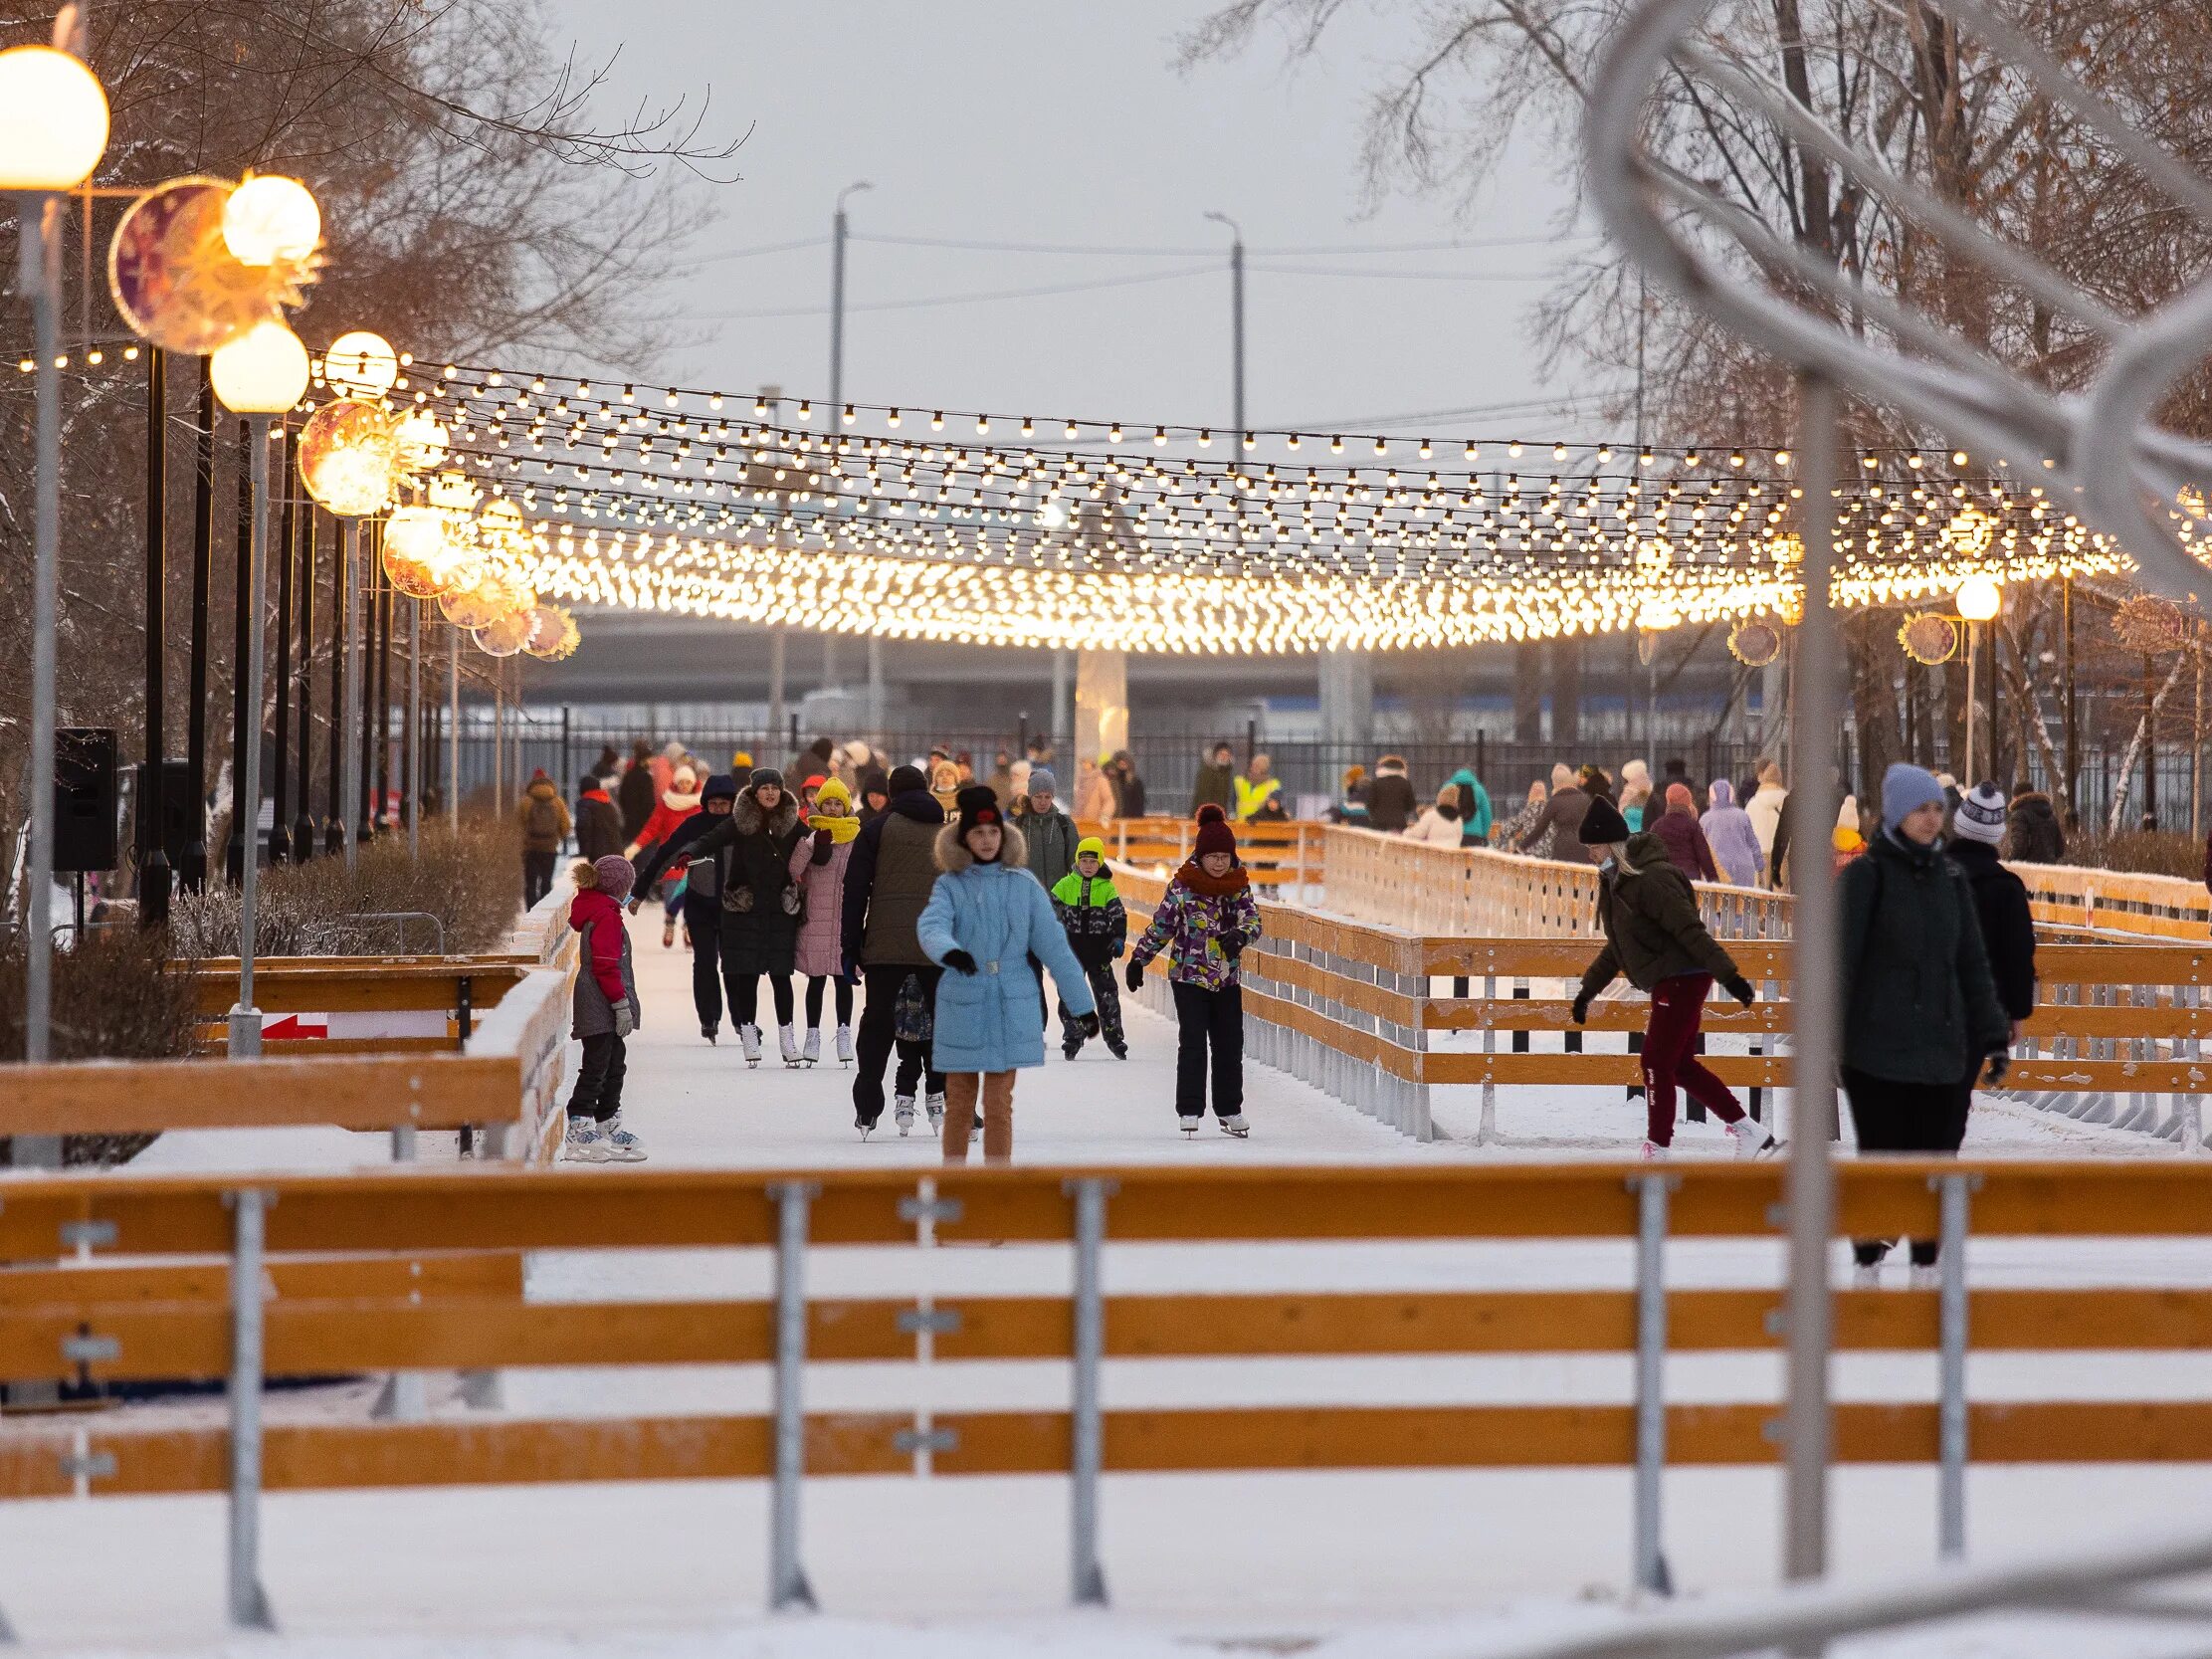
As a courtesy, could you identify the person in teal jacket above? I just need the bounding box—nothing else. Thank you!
[1445,765,1494,843]
[917,785,1098,1164]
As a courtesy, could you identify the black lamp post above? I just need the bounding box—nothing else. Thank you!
[181,360,214,893]
[325,516,347,856]
[139,346,172,926]
[227,417,251,885]
[269,426,296,863]
[291,503,316,861]
[358,520,379,844]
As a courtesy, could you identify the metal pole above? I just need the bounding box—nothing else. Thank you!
[1052,648,1070,759]
[324,515,345,856]
[229,419,252,885]
[227,1187,275,1629]
[228,418,273,1057]
[21,196,62,1076]
[1633,1173,1673,1598]
[407,600,421,860]
[1782,370,1842,1593]
[140,344,173,925]
[185,362,215,892]
[269,428,296,862]
[339,521,360,871]
[2062,577,2078,827]
[1936,1173,1973,1561]
[1070,1177,1111,1607]
[293,508,316,860]
[1230,235,1245,435]
[768,1181,818,1612]
[1961,621,1977,786]
[449,622,460,833]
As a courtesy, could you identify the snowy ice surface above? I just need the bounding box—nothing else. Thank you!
[23,903,2203,1657]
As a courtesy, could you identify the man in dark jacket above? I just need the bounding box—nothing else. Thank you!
[1949,784,2036,1038]
[616,740,657,841]
[575,774,624,864]
[630,774,736,1041]
[843,763,949,1133]
[1365,754,1417,833]
[1514,779,1595,864]
[2005,788,2066,865]
[515,770,572,906]
[1191,742,1236,817]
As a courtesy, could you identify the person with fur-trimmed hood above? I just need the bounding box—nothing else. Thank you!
[2006,787,2067,865]
[564,855,646,1163]
[1571,793,1776,1160]
[789,776,861,1067]
[1127,809,1264,1137]
[917,785,1099,1162]
[1364,754,1417,833]
[1052,836,1128,1059]
[516,769,572,908]
[635,766,806,1068]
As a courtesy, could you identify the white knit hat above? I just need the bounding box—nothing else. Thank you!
[1953,781,2006,846]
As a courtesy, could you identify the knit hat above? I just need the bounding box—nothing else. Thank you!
[531,766,549,782]
[860,767,889,800]
[802,773,827,793]
[888,763,926,796]
[577,774,600,796]
[592,854,636,903]
[1880,763,1947,833]
[1027,766,1058,796]
[814,777,853,813]
[673,765,698,792]
[749,766,784,791]
[1953,781,2007,846]
[1195,816,1237,860]
[1665,782,1694,811]
[1077,835,1105,861]
[1622,758,1651,789]
[1578,794,1631,845]
[731,750,753,770]
[701,772,738,804]
[809,737,835,762]
[843,739,872,767]
[954,783,1003,825]
[1195,802,1228,827]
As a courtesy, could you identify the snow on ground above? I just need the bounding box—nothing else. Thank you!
[28,904,2207,1655]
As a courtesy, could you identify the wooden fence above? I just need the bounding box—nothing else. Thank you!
[6,1159,2211,1621]
[1078,815,1323,889]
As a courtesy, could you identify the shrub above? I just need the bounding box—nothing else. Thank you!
[2064,831,2204,881]
[169,820,524,959]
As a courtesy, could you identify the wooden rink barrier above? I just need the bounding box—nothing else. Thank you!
[5,1159,2212,1620]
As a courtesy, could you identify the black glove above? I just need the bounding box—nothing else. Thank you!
[1078,1011,1101,1039]
[1722,973,1756,1007]
[1124,959,1145,993]
[1984,1050,2010,1088]
[809,826,833,865]
[1570,989,1591,1026]
[1222,936,1245,961]
[943,948,978,976]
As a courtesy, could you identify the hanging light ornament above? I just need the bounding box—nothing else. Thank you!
[1727,615,1785,668]
[473,606,535,657]
[1899,612,1960,666]
[297,398,399,516]
[321,329,399,401]
[393,408,449,472]
[520,603,579,661]
[222,173,321,267]
[108,178,269,354]
[382,505,460,598]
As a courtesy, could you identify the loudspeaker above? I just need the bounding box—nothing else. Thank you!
[134,758,195,869]
[55,727,118,874]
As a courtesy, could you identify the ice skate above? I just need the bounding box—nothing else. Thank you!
[835,1023,854,1065]
[1062,1034,1083,1061]
[1640,1140,1669,1160]
[662,917,677,948]
[802,1027,821,1067]
[1179,1117,1201,1138]
[1728,1119,1778,1159]
[701,1024,716,1046]
[925,1092,945,1132]
[778,1023,801,1068]
[894,1095,916,1136]
[739,1024,763,1067]
[563,1116,615,1163]
[598,1112,647,1162]
[1852,1261,1884,1290]
[1107,1040,1128,1059]
[1218,1114,1251,1139]
[856,1114,875,1142]
[1908,1261,1941,1291]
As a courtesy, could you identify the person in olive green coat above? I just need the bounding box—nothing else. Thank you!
[1571,796,1774,1159]
[1839,763,2010,1285]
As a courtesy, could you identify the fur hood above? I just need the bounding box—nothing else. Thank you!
[933,817,1029,874]
[1375,757,1408,777]
[525,778,559,802]
[732,785,799,838]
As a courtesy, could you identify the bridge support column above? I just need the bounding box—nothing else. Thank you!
[1319,650,1374,757]
[1075,648,1127,768]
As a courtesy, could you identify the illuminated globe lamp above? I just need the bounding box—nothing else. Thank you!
[297,398,399,516]
[210,318,311,415]
[472,606,535,658]
[0,44,109,190]
[1954,573,2002,622]
[439,564,519,629]
[321,330,399,401]
[381,505,459,599]
[222,173,320,267]
[393,408,449,473]
[520,604,579,661]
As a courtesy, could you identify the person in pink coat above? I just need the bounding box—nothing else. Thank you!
[788,776,860,1065]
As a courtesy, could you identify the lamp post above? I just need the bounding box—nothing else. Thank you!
[140,345,172,926]
[183,362,215,892]
[292,504,316,862]
[212,318,312,1057]
[1956,575,2002,785]
[2,35,108,1082]
[830,181,879,727]
[1204,211,1246,436]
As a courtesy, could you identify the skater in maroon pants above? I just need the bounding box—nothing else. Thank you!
[1568,795,1778,1160]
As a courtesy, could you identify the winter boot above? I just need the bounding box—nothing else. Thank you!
[925,1092,946,1133]
[662,917,677,948]
[598,1112,648,1162]
[1217,1114,1251,1140]
[1107,1039,1128,1059]
[739,1024,763,1067]
[802,1027,822,1067]
[778,1024,802,1068]
[894,1095,916,1136]
[1728,1118,1778,1159]
[563,1116,615,1163]
[1063,1033,1084,1061]
[835,1024,854,1065]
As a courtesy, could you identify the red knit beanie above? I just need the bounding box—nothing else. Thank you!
[1195,818,1237,860]
[1195,802,1227,827]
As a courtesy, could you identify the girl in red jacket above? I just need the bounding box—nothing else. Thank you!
[565,854,646,1162]
[626,766,704,948]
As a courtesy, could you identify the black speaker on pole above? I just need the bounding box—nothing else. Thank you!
[55,727,119,874]
[134,759,195,873]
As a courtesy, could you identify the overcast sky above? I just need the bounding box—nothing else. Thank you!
[537,1,1617,445]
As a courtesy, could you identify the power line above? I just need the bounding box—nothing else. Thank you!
[1248,264,1561,282]
[670,235,832,268]
[669,263,1219,322]
[850,230,1594,258]
[1282,392,1630,430]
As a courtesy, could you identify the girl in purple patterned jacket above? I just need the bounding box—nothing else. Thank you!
[1126,809,1263,1138]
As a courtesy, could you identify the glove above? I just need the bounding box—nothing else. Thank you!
[1124,959,1145,993]
[1984,1051,2010,1088]
[1722,973,1756,1007]
[943,948,978,976]
[810,826,834,865]
[841,960,861,986]
[1078,1011,1102,1039]
[1222,936,1245,962]
[612,1004,635,1038]
[1570,990,1591,1026]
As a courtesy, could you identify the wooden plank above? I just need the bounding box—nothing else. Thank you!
[1428,998,1792,1035]
[0,1251,524,1309]
[0,1054,526,1138]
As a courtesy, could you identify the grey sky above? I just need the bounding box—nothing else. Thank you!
[538,1,1615,444]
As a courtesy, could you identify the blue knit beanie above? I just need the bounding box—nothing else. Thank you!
[1880,763,1946,834]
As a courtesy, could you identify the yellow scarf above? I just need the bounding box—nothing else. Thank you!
[814,811,861,845]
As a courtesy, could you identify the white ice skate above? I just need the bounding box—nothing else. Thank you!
[1179,1117,1200,1138]
[598,1111,648,1162]
[856,1115,875,1141]
[835,1023,854,1065]
[894,1095,916,1136]
[1728,1119,1778,1159]
[1852,1261,1883,1290]
[1218,1114,1251,1140]
[1640,1140,1669,1161]
[925,1092,946,1133]
[563,1116,615,1163]
[778,1024,802,1068]
[1908,1261,1940,1292]
[802,1028,821,1067]
[739,1024,763,1067]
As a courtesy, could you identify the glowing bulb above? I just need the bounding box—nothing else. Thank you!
[211,319,310,414]
[222,174,320,266]
[0,45,108,191]
[322,330,398,400]
[1954,574,2001,622]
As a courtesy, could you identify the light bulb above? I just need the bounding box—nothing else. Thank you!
[1954,574,2001,621]
[0,45,108,191]
[222,174,320,266]
[211,319,310,414]
[322,330,398,400]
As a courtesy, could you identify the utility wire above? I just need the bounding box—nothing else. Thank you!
[670,235,832,267]
[1248,264,1560,282]
[851,230,1595,257]
[669,262,1218,321]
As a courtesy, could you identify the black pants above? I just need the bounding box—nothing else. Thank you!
[854,962,944,1126]
[684,892,724,1033]
[730,969,794,1028]
[804,975,855,1029]
[1842,1065,1974,1267]
[522,849,558,907]
[568,1031,627,1123]
[1170,979,1244,1119]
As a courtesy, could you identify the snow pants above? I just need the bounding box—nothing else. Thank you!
[1640,973,1747,1146]
[1170,979,1244,1120]
[568,1032,627,1124]
[941,1070,1015,1163]
[1058,962,1124,1052]
[521,849,558,908]
[1842,1066,1974,1267]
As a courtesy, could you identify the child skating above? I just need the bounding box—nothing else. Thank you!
[1052,835,1127,1059]
[788,776,860,1066]
[1126,812,1262,1138]
[564,854,646,1162]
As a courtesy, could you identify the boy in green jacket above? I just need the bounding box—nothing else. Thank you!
[1051,836,1127,1059]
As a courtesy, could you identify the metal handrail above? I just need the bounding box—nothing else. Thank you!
[324,911,447,955]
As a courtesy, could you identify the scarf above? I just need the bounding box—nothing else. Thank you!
[1174,858,1251,899]
[814,812,861,845]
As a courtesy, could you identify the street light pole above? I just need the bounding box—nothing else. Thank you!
[141,344,172,926]
[1205,211,1245,435]
[184,361,214,893]
[228,416,274,1056]
[18,194,64,1079]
